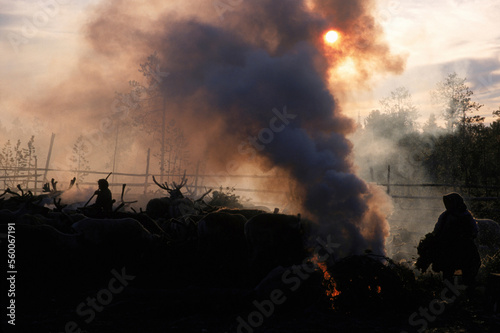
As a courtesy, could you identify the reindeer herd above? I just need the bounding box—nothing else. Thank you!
[0,175,308,309]
[2,174,499,319]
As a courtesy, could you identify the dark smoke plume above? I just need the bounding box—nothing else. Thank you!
[33,0,405,254]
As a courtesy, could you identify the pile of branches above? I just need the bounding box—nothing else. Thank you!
[326,253,420,314]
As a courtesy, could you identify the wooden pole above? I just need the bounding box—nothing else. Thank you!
[387,165,391,195]
[160,96,166,183]
[34,156,38,195]
[27,157,31,192]
[144,148,150,194]
[43,133,55,182]
[111,123,120,186]
[194,160,200,197]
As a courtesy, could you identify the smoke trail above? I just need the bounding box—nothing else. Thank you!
[36,0,404,254]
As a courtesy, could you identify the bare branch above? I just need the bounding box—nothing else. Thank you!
[196,188,212,202]
[113,202,125,213]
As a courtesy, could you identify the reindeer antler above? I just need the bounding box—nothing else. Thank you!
[16,184,24,197]
[152,175,170,191]
[113,184,138,213]
[153,172,189,199]
[121,184,126,202]
[5,188,20,197]
[51,178,58,192]
[171,171,188,191]
[68,177,76,190]
[53,198,67,212]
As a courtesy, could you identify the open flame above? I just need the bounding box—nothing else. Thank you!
[311,255,340,305]
[311,254,384,311]
[368,285,382,293]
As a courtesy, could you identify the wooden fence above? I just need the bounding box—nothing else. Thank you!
[1,164,498,213]
[374,164,500,203]
[0,166,290,207]
[377,165,500,223]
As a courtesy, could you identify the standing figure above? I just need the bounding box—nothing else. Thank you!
[432,193,480,286]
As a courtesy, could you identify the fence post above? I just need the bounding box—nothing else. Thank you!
[34,157,38,195]
[43,133,55,182]
[194,161,200,197]
[160,97,166,184]
[387,165,391,195]
[144,148,150,194]
[27,159,31,193]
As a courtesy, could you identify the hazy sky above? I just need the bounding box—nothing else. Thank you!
[347,0,500,124]
[1,0,499,131]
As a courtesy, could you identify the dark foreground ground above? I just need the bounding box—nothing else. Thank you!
[3,217,500,333]
[12,290,500,333]
[6,266,500,333]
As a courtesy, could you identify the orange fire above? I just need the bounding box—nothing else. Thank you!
[368,285,382,293]
[311,255,341,302]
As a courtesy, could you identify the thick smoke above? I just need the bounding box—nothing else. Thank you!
[34,0,404,254]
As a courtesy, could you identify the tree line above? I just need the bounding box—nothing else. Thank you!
[352,73,500,219]
[354,72,499,187]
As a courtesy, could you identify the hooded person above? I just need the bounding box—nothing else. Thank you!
[431,193,480,286]
[433,193,478,239]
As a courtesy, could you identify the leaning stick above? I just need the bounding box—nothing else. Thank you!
[83,193,96,208]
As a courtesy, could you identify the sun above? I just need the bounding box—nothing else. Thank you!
[324,30,339,44]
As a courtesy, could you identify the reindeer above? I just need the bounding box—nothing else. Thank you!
[197,212,248,286]
[146,172,196,220]
[146,172,212,219]
[37,177,77,209]
[0,178,73,215]
[152,173,188,200]
[244,213,307,282]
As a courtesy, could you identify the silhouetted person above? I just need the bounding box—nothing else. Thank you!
[432,193,480,286]
[91,179,113,213]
